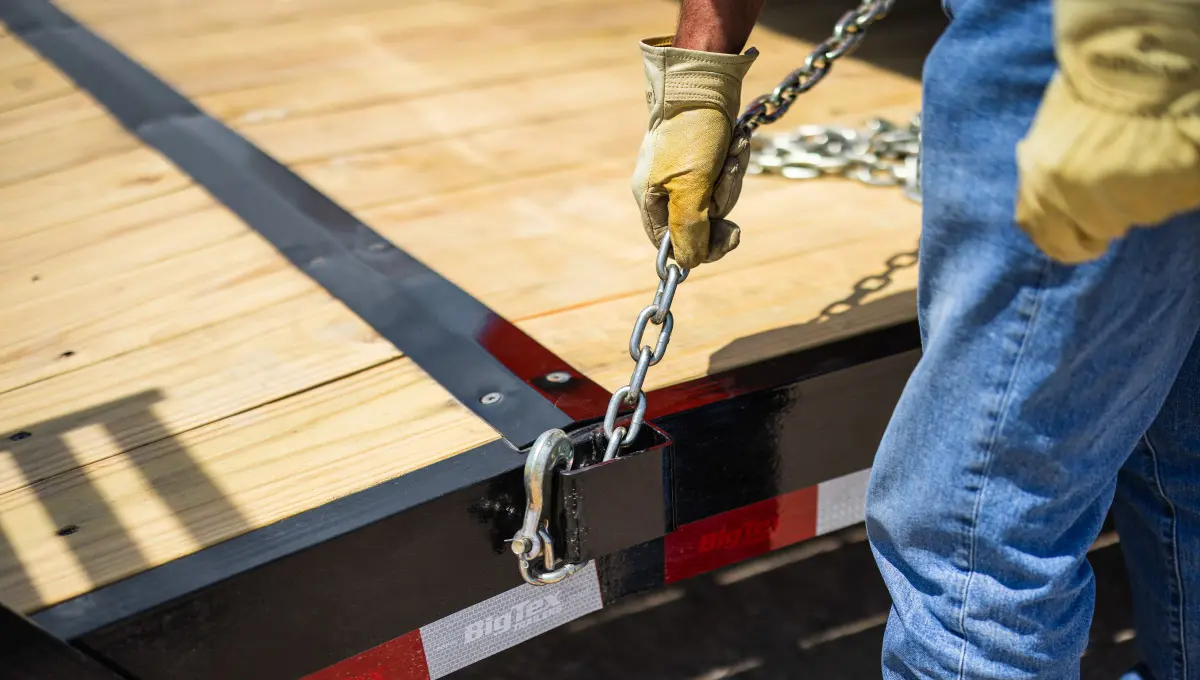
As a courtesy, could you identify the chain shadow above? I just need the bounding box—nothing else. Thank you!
[0,390,249,615]
[753,0,947,82]
[708,247,919,376]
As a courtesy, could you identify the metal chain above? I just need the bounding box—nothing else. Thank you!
[600,234,686,461]
[735,0,896,134]
[597,0,898,461]
[747,114,922,203]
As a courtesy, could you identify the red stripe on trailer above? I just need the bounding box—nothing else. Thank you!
[476,314,612,420]
[664,486,819,583]
[302,630,429,680]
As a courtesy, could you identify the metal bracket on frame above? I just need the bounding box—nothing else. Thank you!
[508,420,673,585]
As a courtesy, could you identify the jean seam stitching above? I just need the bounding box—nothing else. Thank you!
[954,260,1051,680]
[1143,433,1188,680]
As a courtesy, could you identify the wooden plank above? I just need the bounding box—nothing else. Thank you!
[0,358,497,613]
[362,156,921,325]
[0,146,191,243]
[0,45,77,113]
[59,0,414,31]
[4,0,642,142]
[181,4,654,135]
[0,39,111,144]
[0,204,323,395]
[0,35,39,70]
[0,288,399,497]
[0,109,140,188]
[63,0,591,44]
[0,91,110,146]
[284,103,644,212]
[55,0,667,99]
[520,208,920,391]
[226,65,643,169]
[0,52,191,243]
[0,188,213,280]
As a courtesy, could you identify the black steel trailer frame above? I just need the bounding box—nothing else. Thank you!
[1,2,922,678]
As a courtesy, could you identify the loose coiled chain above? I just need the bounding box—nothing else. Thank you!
[747,115,922,203]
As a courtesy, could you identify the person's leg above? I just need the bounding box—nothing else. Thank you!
[863,0,1200,677]
[1111,333,1200,680]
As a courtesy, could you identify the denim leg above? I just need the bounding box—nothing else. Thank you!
[1112,333,1200,680]
[864,0,1200,677]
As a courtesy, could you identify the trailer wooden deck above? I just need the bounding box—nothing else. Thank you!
[0,0,936,616]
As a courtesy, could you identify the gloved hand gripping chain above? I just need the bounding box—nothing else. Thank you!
[512,0,896,586]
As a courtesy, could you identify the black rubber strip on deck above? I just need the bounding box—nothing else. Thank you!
[1,0,577,447]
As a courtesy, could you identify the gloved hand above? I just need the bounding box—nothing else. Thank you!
[631,36,758,270]
[1015,0,1200,264]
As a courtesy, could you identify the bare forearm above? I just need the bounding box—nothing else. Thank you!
[674,0,766,53]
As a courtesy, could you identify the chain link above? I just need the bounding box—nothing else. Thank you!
[747,114,922,202]
[602,235,682,460]
[735,0,896,134]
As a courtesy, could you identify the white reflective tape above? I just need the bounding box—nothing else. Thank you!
[419,562,603,678]
[816,468,870,535]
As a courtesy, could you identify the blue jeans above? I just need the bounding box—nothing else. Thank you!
[864,1,1200,678]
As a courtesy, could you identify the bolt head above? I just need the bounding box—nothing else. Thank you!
[510,537,530,555]
[480,392,503,405]
[546,371,571,384]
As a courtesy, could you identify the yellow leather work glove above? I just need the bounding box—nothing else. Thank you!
[631,36,759,270]
[1015,0,1200,263]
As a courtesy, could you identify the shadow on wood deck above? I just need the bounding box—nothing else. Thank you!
[0,391,249,614]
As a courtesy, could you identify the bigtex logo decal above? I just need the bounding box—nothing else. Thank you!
[463,594,563,643]
[697,518,774,553]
